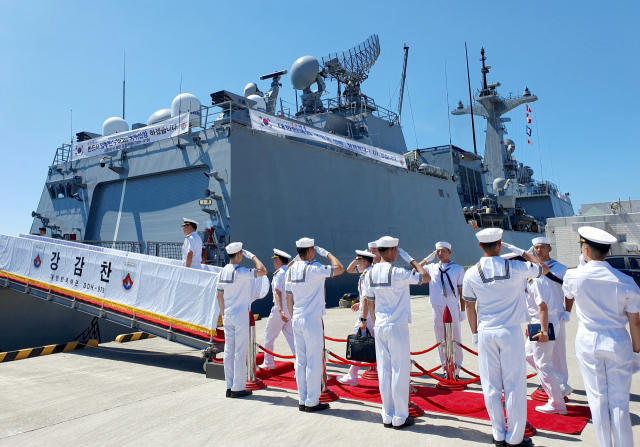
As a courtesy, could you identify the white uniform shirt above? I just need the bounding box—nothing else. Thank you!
[525,278,553,324]
[544,259,568,315]
[563,260,640,329]
[462,257,543,330]
[358,266,372,318]
[285,260,334,319]
[365,262,423,327]
[182,232,203,268]
[426,261,464,307]
[272,265,288,305]
[216,263,257,315]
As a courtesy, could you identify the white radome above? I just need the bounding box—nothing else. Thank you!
[171,93,201,126]
[102,117,129,136]
[290,55,320,90]
[146,109,172,126]
[247,94,267,112]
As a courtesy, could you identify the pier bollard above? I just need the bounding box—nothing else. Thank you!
[246,311,267,391]
[436,306,467,391]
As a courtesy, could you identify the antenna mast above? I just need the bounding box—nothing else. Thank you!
[397,44,409,126]
[122,52,126,119]
[465,42,478,155]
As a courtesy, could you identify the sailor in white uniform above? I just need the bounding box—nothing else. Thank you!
[524,238,567,415]
[337,249,376,386]
[285,238,344,412]
[463,229,548,447]
[216,242,268,398]
[258,249,296,370]
[529,237,573,397]
[365,236,427,429]
[419,241,465,378]
[181,218,203,269]
[563,227,640,447]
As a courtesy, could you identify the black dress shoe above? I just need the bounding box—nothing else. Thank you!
[226,389,231,398]
[229,390,253,398]
[384,423,392,428]
[507,438,533,447]
[393,417,415,430]
[299,404,306,412]
[493,438,506,446]
[304,403,330,412]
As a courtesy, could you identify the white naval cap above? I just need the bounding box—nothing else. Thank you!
[435,241,452,250]
[532,237,551,245]
[578,227,617,245]
[376,236,399,248]
[296,237,314,248]
[368,241,377,249]
[476,228,503,243]
[355,250,375,259]
[226,242,243,254]
[272,248,291,259]
[182,218,198,227]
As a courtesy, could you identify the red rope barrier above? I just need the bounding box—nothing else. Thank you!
[259,366,298,382]
[327,351,375,367]
[456,342,478,356]
[459,366,479,378]
[325,336,348,342]
[329,375,381,398]
[413,361,481,385]
[257,344,296,359]
[329,359,348,365]
[410,342,441,356]
[410,364,441,377]
[527,372,537,379]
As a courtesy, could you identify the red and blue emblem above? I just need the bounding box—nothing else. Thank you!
[262,118,269,126]
[33,254,42,269]
[121,262,137,292]
[76,146,83,155]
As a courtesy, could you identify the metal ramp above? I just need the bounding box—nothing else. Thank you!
[1,274,223,355]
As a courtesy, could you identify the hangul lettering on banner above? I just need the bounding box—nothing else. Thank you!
[100,261,112,283]
[74,257,85,276]
[51,252,60,270]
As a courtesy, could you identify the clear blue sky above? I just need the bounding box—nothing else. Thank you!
[1,1,638,236]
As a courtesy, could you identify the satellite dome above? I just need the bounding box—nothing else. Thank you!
[493,177,506,192]
[526,168,534,177]
[146,109,171,126]
[102,117,129,136]
[171,93,201,127]
[456,100,464,110]
[504,138,515,154]
[244,83,263,98]
[290,56,319,90]
[247,94,267,112]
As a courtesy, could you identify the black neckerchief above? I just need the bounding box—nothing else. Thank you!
[439,263,457,298]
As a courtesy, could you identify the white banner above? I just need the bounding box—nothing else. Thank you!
[249,110,407,169]
[0,234,267,334]
[71,113,190,161]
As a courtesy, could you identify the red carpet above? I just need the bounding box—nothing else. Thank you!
[255,355,591,435]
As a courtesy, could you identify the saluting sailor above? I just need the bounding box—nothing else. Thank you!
[259,249,296,370]
[524,236,567,415]
[337,249,376,386]
[182,218,203,269]
[530,236,573,398]
[419,241,465,379]
[365,236,427,430]
[216,243,268,398]
[563,227,640,447]
[285,238,344,412]
[463,229,548,447]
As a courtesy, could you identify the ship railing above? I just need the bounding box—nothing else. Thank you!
[51,144,72,166]
[277,96,398,124]
[147,241,226,266]
[81,241,144,253]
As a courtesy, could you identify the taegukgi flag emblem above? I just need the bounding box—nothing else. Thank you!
[122,262,137,292]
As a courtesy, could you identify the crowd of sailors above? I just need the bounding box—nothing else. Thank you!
[179,218,640,447]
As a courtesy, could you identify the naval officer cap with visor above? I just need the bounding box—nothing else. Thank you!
[578,227,617,247]
[355,250,375,260]
[272,249,291,260]
[182,218,198,229]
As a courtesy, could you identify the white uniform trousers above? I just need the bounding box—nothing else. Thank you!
[212,299,221,330]
[525,325,566,411]
[553,319,570,390]
[432,303,463,373]
[292,316,324,407]
[478,325,528,445]
[342,317,374,381]
[223,312,249,391]
[575,326,634,447]
[375,323,411,426]
[261,305,296,368]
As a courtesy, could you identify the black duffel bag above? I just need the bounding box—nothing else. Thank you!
[346,328,376,363]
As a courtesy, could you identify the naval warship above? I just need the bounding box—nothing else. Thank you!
[2,35,573,350]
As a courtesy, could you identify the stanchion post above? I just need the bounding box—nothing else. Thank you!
[436,306,467,391]
[320,321,338,403]
[246,311,267,391]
